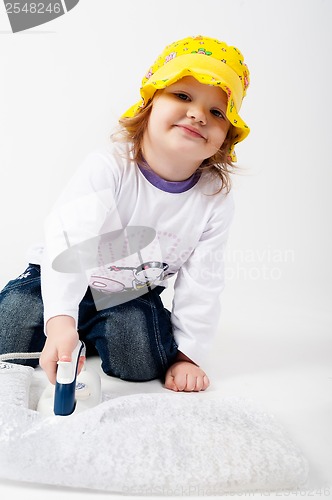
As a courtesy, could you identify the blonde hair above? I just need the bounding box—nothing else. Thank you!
[115,100,237,194]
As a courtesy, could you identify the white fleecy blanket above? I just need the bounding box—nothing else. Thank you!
[0,361,309,495]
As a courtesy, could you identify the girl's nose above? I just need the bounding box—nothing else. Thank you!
[186,104,207,125]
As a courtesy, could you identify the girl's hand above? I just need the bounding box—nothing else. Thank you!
[39,316,85,384]
[164,360,210,392]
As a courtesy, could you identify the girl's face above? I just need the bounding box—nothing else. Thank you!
[142,76,230,182]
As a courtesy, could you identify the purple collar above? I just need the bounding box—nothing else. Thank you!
[138,163,200,193]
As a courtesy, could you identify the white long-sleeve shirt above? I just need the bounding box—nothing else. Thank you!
[28,141,235,367]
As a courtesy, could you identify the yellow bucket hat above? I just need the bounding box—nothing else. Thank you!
[122,35,250,162]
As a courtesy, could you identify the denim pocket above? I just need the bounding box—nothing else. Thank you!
[1,264,41,293]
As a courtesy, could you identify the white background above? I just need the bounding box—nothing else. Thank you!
[0,0,331,498]
[0,0,331,290]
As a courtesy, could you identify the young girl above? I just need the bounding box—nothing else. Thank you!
[0,35,250,392]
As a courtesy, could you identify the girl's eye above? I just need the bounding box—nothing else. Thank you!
[175,93,190,101]
[211,109,226,119]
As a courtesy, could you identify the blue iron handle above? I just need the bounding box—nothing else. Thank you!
[54,341,85,416]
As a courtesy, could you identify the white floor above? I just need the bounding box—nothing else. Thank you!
[0,279,331,499]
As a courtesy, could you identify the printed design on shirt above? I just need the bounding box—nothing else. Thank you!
[90,261,169,293]
[88,229,193,296]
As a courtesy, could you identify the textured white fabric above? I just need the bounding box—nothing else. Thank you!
[0,368,309,495]
[0,362,34,408]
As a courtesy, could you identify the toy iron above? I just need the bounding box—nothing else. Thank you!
[37,340,102,416]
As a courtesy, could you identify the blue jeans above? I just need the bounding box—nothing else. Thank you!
[0,264,178,382]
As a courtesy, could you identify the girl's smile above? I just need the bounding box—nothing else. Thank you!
[175,124,206,140]
[142,76,230,182]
